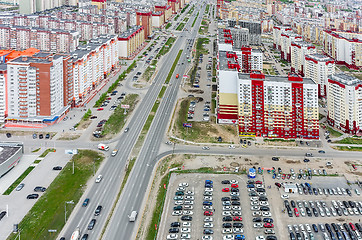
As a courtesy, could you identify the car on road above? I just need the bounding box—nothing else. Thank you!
[111,150,118,157]
[34,186,46,192]
[95,175,103,183]
[82,198,90,207]
[88,219,96,230]
[202,146,210,150]
[81,234,88,240]
[16,183,25,191]
[53,166,62,170]
[6,133,11,138]
[94,205,102,216]
[124,127,129,133]
[27,194,39,199]
[97,108,104,111]
[0,211,7,221]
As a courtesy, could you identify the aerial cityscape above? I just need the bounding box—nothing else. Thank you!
[0,0,361,239]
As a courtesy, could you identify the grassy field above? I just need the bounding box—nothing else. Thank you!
[176,22,185,31]
[3,167,35,195]
[165,50,183,84]
[7,150,104,240]
[102,94,139,135]
[326,126,343,138]
[74,109,92,128]
[157,37,175,58]
[334,137,362,145]
[334,146,362,151]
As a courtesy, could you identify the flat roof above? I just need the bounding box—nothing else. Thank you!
[329,73,362,86]
[238,73,315,85]
[0,146,21,165]
[306,53,333,62]
[219,50,238,71]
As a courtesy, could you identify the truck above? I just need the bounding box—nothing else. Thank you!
[98,143,109,151]
[70,228,80,240]
[128,211,137,222]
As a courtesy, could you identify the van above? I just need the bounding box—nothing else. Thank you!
[129,211,137,222]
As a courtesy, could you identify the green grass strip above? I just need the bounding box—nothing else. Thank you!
[3,166,35,195]
[165,23,172,29]
[334,137,362,145]
[39,148,56,158]
[7,150,104,240]
[165,50,183,84]
[176,22,185,31]
[191,12,199,27]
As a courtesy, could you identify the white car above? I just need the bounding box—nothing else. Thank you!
[228,145,235,149]
[232,206,241,210]
[223,206,231,211]
[230,180,239,184]
[305,224,312,233]
[183,222,191,227]
[256,236,265,240]
[223,235,233,240]
[203,206,213,210]
[167,234,178,239]
[281,194,289,199]
[233,228,244,233]
[184,205,193,210]
[222,229,232,234]
[177,187,185,191]
[181,228,190,233]
[95,175,103,183]
[250,197,258,201]
[299,208,305,217]
[251,201,259,206]
[179,182,189,187]
[172,211,182,216]
[251,206,260,211]
[232,211,242,216]
[202,146,210,150]
[174,200,183,205]
[184,200,193,205]
[204,222,214,228]
[203,236,213,240]
[185,196,194,200]
[222,211,231,216]
[230,192,240,196]
[205,188,213,192]
[356,189,360,195]
[204,196,212,201]
[181,233,190,239]
[262,211,272,217]
[260,201,269,206]
[204,217,213,222]
[183,211,193,215]
[186,191,194,195]
[254,223,263,228]
[253,211,261,216]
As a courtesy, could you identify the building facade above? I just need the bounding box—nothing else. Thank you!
[290,40,316,77]
[327,73,362,135]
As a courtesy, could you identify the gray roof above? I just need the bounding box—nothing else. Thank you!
[329,73,362,86]
[238,72,316,85]
[306,53,333,62]
[219,50,238,71]
[0,145,21,165]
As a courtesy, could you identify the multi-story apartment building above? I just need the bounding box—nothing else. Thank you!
[273,25,292,50]
[327,73,362,135]
[305,53,335,97]
[0,64,6,123]
[290,40,316,77]
[235,47,263,73]
[322,30,362,70]
[0,24,80,53]
[280,31,302,62]
[118,26,145,59]
[217,49,319,139]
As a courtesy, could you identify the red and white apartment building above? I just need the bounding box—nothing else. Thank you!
[280,31,302,62]
[305,53,335,98]
[290,40,316,77]
[273,25,292,50]
[327,73,362,135]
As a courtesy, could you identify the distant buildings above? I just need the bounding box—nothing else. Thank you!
[327,73,362,135]
[19,0,78,14]
[290,40,316,77]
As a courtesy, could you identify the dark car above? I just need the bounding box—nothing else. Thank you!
[222,197,231,201]
[203,229,213,234]
[82,198,90,207]
[247,184,255,188]
[290,232,296,240]
[305,207,312,217]
[260,206,270,211]
[296,232,302,240]
[355,223,362,232]
[253,217,262,222]
[223,216,232,221]
[231,188,239,192]
[53,166,62,170]
[290,200,296,208]
[173,206,182,211]
[284,200,290,208]
[312,224,318,233]
[266,237,277,240]
[312,208,319,217]
[0,211,6,221]
[331,223,339,232]
[223,223,232,228]
[232,201,240,206]
[45,133,50,139]
[231,196,240,201]
[263,218,273,223]
[343,201,349,208]
[169,228,179,233]
[181,215,192,221]
[39,134,43,139]
[256,188,265,192]
[171,222,180,227]
[272,157,279,161]
[249,192,257,197]
[203,201,213,206]
[175,191,184,196]
[275,182,281,188]
[27,194,39,199]
[259,196,268,201]
[81,234,88,240]
[94,205,102,216]
[88,219,96,230]
[34,186,46,192]
[233,222,243,228]
[6,133,11,138]
[222,180,230,184]
[325,223,332,233]
[32,133,37,139]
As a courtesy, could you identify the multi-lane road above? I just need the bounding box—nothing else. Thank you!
[60,3,205,240]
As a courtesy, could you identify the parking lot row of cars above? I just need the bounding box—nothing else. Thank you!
[287,222,362,240]
[270,167,329,181]
[245,179,277,240]
[284,199,362,218]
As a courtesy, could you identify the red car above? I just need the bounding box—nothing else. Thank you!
[222,188,230,192]
[352,164,357,170]
[106,97,112,100]
[255,180,262,184]
[349,223,356,231]
[275,182,281,188]
[264,223,274,228]
[231,184,239,188]
[233,216,242,221]
[294,208,299,217]
[204,211,213,216]
[282,174,286,180]
[97,108,104,111]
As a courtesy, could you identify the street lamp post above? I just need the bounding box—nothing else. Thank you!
[64,200,74,223]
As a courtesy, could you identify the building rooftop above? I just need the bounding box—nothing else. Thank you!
[306,53,333,62]
[219,50,239,71]
[329,73,362,86]
[0,145,22,165]
[291,40,315,48]
[238,72,315,85]
[118,25,143,39]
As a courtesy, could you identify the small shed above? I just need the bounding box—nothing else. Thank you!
[284,183,298,193]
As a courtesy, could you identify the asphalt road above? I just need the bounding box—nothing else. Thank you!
[103,4,205,240]
[58,4,204,240]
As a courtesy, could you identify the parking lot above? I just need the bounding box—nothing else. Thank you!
[156,165,362,240]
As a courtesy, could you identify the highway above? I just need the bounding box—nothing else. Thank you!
[60,3,205,240]
[103,4,205,240]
